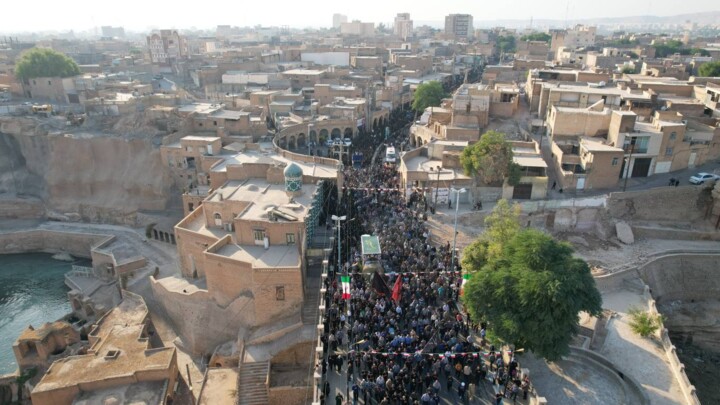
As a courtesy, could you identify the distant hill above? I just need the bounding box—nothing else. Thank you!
[417,11,720,30]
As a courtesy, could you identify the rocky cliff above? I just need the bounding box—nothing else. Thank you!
[0,116,176,224]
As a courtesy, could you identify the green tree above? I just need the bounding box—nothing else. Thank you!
[699,61,720,77]
[462,228,603,361]
[628,307,663,338]
[621,66,636,74]
[496,36,517,53]
[460,130,520,186]
[15,48,80,81]
[520,33,552,43]
[411,81,447,112]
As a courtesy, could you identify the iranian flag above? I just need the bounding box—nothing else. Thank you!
[461,272,470,296]
[341,275,351,300]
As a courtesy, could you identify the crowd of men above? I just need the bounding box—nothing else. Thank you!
[316,122,531,404]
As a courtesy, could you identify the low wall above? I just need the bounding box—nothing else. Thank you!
[149,276,255,355]
[269,386,312,405]
[0,198,45,219]
[640,285,701,405]
[638,253,720,303]
[0,229,110,258]
[607,186,707,222]
[632,226,720,241]
[569,347,650,405]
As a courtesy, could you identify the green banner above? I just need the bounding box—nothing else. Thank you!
[361,234,382,256]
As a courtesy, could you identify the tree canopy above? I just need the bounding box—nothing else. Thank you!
[653,40,710,58]
[411,81,447,112]
[15,48,80,80]
[520,33,552,43]
[460,130,520,186]
[461,203,603,361]
[496,36,517,53]
[699,61,720,77]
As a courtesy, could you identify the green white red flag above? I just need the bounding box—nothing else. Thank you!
[461,273,470,296]
[341,275,351,299]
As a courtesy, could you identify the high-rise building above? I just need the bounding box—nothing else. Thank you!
[333,13,348,29]
[444,14,474,40]
[394,13,413,40]
[100,26,125,38]
[340,21,375,37]
[146,30,188,65]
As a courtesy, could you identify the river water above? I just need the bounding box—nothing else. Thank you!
[0,253,87,375]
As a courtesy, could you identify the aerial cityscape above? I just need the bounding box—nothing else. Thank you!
[1,1,720,404]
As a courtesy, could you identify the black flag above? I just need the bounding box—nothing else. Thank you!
[371,271,391,297]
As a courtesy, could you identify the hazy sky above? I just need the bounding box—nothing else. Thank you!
[2,0,717,32]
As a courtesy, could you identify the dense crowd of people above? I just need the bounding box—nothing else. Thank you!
[317,113,531,405]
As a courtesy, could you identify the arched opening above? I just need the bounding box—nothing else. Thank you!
[331,128,341,139]
[297,133,306,148]
[319,129,329,144]
[373,118,378,131]
[416,136,423,147]
[309,130,317,143]
[214,213,222,227]
[344,128,353,139]
[279,138,287,148]
[153,229,159,240]
[288,135,296,149]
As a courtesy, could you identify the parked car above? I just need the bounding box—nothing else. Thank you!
[689,172,720,185]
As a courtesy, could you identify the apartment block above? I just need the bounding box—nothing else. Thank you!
[394,13,413,40]
[444,14,474,40]
[147,30,187,65]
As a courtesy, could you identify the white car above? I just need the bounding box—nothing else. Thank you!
[689,172,720,185]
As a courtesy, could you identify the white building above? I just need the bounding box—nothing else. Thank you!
[394,13,413,40]
[333,14,348,29]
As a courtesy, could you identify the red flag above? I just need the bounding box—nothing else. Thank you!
[391,275,402,303]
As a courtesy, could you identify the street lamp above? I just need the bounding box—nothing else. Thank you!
[450,188,467,273]
[430,165,442,214]
[331,215,347,275]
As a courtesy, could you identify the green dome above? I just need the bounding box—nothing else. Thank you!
[284,162,303,178]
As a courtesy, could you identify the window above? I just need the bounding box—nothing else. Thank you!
[275,286,285,301]
[213,213,222,227]
[253,229,266,242]
[665,147,673,157]
[612,157,619,166]
[213,121,217,126]
[286,233,296,245]
[669,132,676,140]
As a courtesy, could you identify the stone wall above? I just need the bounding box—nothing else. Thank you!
[607,186,708,222]
[638,254,720,303]
[268,386,312,405]
[271,342,314,367]
[149,276,255,355]
[0,229,110,258]
[0,198,45,219]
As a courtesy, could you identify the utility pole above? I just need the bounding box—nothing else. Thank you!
[622,137,634,192]
[450,188,466,272]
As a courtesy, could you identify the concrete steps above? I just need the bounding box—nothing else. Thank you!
[237,361,269,405]
[302,278,321,325]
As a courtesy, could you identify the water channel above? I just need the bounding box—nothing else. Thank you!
[0,253,88,375]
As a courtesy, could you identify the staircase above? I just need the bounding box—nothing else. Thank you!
[237,361,270,405]
[302,279,321,325]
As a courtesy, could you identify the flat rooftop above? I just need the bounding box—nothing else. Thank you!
[514,156,548,168]
[211,145,338,178]
[283,69,325,76]
[403,157,471,181]
[178,103,223,115]
[580,137,623,152]
[33,293,175,395]
[198,368,238,405]
[210,179,317,221]
[72,380,166,405]
[215,243,301,269]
